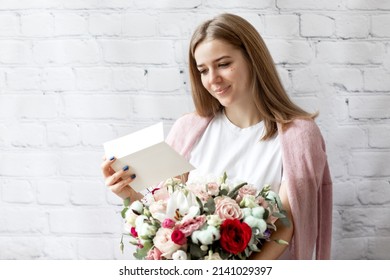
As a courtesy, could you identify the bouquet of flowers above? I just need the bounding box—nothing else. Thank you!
[120,173,290,260]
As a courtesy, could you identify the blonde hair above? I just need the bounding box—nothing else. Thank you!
[189,13,317,139]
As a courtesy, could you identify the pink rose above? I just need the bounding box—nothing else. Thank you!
[236,185,257,203]
[162,218,176,228]
[153,227,181,259]
[206,182,219,196]
[171,229,187,245]
[153,186,170,202]
[215,196,243,220]
[149,200,167,222]
[186,183,210,202]
[178,215,206,237]
[145,247,163,260]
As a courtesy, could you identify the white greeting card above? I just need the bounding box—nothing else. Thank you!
[103,122,194,192]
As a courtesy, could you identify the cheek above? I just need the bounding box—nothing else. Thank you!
[200,76,210,90]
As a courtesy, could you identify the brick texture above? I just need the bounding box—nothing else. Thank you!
[0,0,389,260]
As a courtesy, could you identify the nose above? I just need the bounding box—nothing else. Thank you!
[208,69,222,84]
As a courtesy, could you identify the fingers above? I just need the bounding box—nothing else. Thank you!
[104,166,130,187]
[101,156,116,178]
[109,176,134,195]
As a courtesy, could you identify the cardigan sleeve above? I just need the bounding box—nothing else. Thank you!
[279,119,333,259]
[165,112,212,160]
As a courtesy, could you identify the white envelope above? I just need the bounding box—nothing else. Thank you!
[103,122,194,192]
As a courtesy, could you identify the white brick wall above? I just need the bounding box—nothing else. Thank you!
[0,0,389,260]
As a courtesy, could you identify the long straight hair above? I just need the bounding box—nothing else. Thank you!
[188,13,317,140]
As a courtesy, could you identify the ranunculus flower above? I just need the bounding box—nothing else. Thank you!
[220,219,252,255]
[153,227,181,259]
[145,247,162,260]
[214,196,243,220]
[162,218,176,228]
[130,227,138,237]
[171,229,187,245]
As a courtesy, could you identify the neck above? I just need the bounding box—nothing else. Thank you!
[224,105,262,128]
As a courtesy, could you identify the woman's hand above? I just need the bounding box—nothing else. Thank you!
[101,156,142,201]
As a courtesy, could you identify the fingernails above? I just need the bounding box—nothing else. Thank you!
[122,165,129,171]
[130,174,136,179]
[109,156,115,161]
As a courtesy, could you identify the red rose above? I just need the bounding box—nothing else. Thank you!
[171,229,187,245]
[220,219,252,255]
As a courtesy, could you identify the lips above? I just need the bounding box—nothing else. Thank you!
[213,85,231,96]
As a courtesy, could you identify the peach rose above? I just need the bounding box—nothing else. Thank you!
[236,184,257,203]
[214,196,243,220]
[153,227,181,259]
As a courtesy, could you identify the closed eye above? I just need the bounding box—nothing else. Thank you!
[218,62,230,68]
[198,68,208,75]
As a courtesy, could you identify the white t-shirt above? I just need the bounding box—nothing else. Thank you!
[188,111,283,192]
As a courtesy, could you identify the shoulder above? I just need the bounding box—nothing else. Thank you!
[278,118,327,159]
[166,112,212,149]
[279,118,323,143]
[173,112,211,128]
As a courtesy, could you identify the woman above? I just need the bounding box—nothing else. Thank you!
[101,13,332,260]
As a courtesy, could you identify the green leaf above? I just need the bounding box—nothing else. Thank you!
[120,235,124,254]
[189,243,207,259]
[204,197,215,214]
[133,241,153,260]
[219,189,228,196]
[121,207,128,219]
[222,172,228,184]
[123,197,131,207]
[196,196,204,214]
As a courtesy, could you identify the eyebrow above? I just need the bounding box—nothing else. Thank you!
[196,55,232,68]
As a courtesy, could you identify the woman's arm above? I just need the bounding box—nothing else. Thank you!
[249,180,294,260]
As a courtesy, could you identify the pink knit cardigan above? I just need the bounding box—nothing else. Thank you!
[166,112,333,260]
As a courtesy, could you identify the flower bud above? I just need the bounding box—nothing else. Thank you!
[130,200,144,215]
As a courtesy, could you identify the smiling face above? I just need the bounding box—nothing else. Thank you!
[194,39,254,110]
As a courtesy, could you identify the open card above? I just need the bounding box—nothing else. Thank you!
[103,122,194,192]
